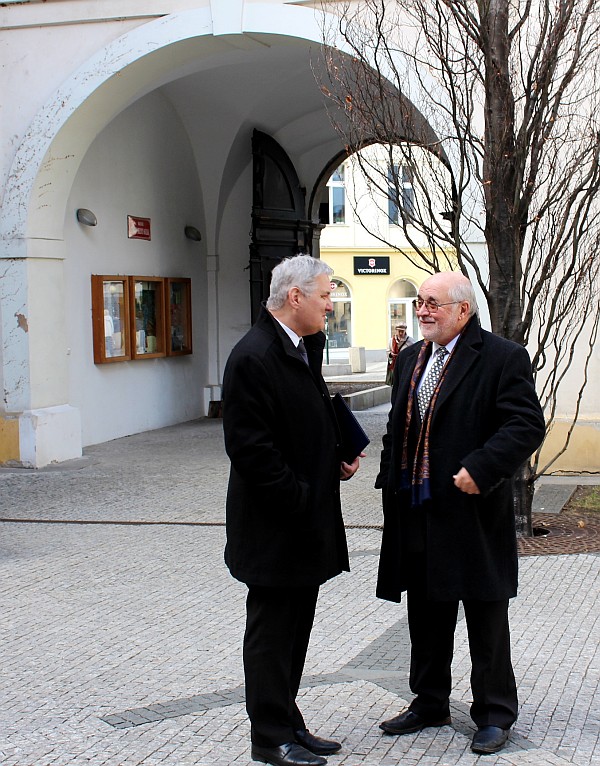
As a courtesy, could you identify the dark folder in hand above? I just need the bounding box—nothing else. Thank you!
[332,392,370,464]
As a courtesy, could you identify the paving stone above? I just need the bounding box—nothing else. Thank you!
[0,418,598,765]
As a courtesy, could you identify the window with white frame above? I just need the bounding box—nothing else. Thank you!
[327,165,346,224]
[388,164,415,224]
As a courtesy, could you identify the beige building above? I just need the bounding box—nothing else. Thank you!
[320,149,599,474]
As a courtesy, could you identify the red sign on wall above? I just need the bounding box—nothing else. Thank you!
[127,215,151,240]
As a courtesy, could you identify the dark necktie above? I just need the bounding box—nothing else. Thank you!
[297,338,309,365]
[417,346,448,419]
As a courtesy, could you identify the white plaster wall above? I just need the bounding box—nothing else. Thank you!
[64,89,206,446]
[0,20,145,203]
[0,0,352,460]
[28,258,69,409]
[215,159,254,370]
[533,314,600,421]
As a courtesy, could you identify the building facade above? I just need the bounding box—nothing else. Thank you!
[319,145,452,356]
[0,0,361,465]
[319,149,600,474]
[1,1,598,472]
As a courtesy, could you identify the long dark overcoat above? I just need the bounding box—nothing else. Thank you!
[376,318,545,603]
[223,306,349,588]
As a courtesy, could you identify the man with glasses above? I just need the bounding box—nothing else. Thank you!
[375,271,544,755]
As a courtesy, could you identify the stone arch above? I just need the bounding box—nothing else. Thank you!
[2,7,214,244]
[1,5,441,252]
[0,2,443,466]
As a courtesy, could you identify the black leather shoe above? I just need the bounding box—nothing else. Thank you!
[379,709,451,735]
[471,725,510,754]
[251,742,327,766]
[295,728,341,755]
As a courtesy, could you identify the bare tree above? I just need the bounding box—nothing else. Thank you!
[318,0,600,534]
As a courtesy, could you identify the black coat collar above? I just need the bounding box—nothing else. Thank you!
[255,304,326,360]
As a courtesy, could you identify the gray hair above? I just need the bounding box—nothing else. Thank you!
[266,255,333,310]
[448,278,479,318]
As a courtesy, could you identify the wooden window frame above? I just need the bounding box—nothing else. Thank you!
[129,276,166,359]
[91,275,132,364]
[165,278,193,356]
[92,275,192,363]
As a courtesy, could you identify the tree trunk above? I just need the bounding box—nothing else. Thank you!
[480,0,524,343]
[480,2,533,534]
[318,0,600,538]
[514,461,535,537]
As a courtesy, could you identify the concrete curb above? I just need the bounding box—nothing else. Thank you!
[341,385,391,411]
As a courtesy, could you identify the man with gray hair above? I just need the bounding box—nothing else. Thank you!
[223,255,362,766]
[376,271,544,755]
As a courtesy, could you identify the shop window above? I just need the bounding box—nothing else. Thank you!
[166,278,192,355]
[91,276,132,364]
[327,278,352,347]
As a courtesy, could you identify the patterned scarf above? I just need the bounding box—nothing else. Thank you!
[400,340,456,506]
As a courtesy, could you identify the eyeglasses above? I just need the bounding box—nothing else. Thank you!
[412,297,461,312]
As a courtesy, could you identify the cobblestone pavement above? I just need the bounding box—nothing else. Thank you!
[0,415,598,766]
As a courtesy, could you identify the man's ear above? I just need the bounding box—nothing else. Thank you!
[288,286,302,309]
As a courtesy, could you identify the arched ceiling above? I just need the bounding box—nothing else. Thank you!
[157,35,347,247]
[0,5,430,251]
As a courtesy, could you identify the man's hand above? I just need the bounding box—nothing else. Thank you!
[340,453,365,481]
[453,467,480,495]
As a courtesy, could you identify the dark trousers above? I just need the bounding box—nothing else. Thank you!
[406,589,518,729]
[244,584,319,747]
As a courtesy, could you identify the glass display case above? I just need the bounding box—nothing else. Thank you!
[166,278,192,355]
[130,277,166,358]
[92,275,192,363]
[91,276,132,363]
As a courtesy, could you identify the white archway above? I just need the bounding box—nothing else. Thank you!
[0,4,349,465]
[0,2,434,466]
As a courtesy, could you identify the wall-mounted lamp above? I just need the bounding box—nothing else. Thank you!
[184,225,202,242]
[76,208,97,227]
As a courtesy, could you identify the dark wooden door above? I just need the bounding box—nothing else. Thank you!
[249,130,316,323]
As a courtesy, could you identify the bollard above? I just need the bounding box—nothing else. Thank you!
[349,347,366,373]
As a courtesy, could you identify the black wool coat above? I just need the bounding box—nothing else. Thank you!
[223,306,349,588]
[376,317,545,603]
